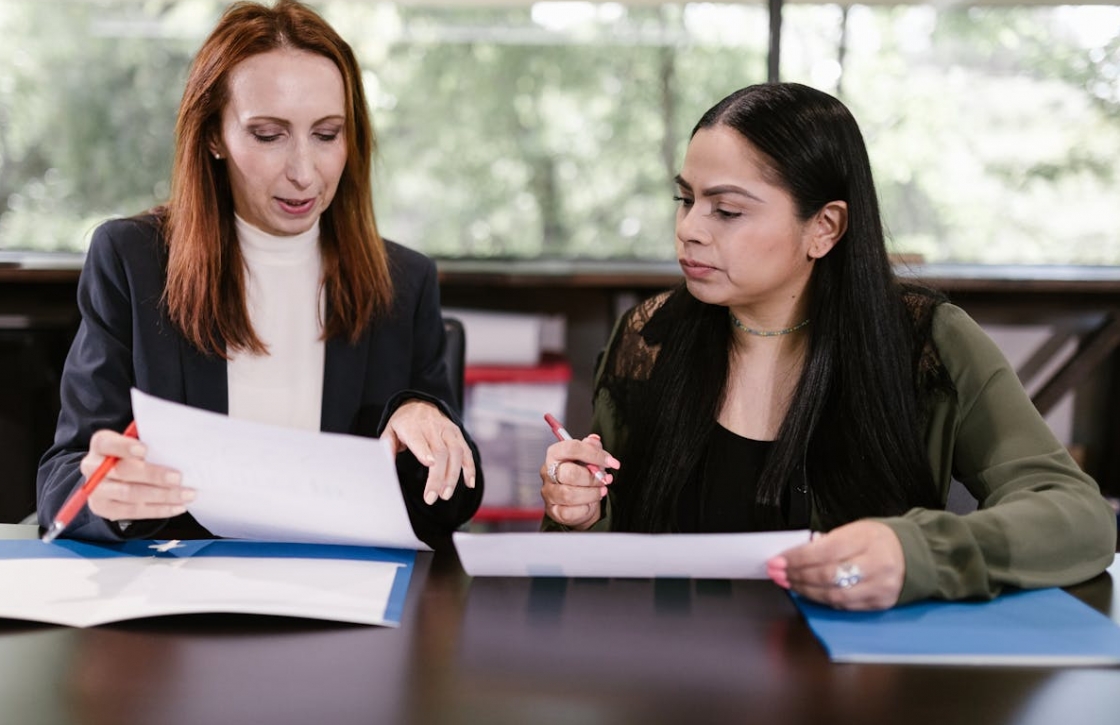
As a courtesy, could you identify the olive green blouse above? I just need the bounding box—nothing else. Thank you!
[544,303,1117,605]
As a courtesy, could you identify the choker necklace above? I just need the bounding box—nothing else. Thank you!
[729,311,810,337]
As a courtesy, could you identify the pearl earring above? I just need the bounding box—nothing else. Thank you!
[213,152,221,159]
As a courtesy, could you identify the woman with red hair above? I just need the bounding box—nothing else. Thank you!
[38,0,481,546]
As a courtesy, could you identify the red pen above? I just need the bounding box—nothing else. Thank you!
[41,420,139,544]
[543,413,609,485]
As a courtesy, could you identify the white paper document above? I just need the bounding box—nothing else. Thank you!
[0,539,414,627]
[131,389,428,550]
[452,530,811,579]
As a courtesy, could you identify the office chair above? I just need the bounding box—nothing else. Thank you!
[442,316,466,414]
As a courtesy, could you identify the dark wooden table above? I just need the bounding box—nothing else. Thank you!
[2,524,1119,725]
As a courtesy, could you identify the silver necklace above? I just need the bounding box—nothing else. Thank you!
[729,311,810,337]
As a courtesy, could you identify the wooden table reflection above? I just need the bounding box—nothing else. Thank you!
[1,526,1119,725]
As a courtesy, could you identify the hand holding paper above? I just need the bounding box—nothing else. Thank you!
[768,520,905,611]
[130,389,428,550]
[381,399,477,505]
[82,422,195,526]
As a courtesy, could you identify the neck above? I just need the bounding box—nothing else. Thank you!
[732,321,808,357]
[730,307,810,338]
[723,319,810,441]
[729,312,810,338]
[729,308,810,365]
[234,214,321,265]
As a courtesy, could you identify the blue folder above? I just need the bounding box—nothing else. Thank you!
[794,587,1120,666]
[0,539,415,627]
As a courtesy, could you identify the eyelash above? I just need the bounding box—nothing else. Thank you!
[673,195,741,220]
[251,132,341,144]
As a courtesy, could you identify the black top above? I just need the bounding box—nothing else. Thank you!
[676,424,808,532]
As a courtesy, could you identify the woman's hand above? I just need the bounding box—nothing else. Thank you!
[85,429,193,521]
[766,520,905,610]
[540,434,619,530]
[382,400,477,505]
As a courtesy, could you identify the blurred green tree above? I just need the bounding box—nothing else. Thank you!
[0,1,1116,265]
[0,0,202,251]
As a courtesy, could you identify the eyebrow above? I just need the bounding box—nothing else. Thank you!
[674,174,764,203]
[244,114,346,126]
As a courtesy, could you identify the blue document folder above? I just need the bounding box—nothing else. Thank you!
[794,587,1120,666]
[0,539,415,627]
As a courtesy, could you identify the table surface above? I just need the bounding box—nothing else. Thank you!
[2,525,1120,725]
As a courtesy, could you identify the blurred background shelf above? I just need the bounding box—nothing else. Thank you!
[3,259,1120,523]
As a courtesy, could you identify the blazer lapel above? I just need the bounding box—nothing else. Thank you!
[321,333,370,433]
[179,341,228,415]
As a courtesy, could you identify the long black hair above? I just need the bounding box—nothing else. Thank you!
[607,83,944,532]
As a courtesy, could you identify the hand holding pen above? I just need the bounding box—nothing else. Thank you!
[43,421,141,543]
[44,420,194,543]
[541,413,620,530]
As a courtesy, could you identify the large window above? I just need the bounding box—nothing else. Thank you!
[1,1,1118,264]
[782,3,1120,264]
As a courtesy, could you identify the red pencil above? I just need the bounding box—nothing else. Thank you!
[41,420,139,544]
[543,412,609,485]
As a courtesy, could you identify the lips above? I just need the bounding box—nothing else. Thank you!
[672,257,716,281]
[276,197,316,215]
[680,258,718,280]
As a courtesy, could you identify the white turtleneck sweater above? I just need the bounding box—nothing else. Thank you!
[227,214,325,432]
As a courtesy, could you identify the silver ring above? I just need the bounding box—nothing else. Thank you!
[547,460,561,485]
[832,562,862,589]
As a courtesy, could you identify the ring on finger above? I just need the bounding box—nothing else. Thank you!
[547,460,562,485]
[832,562,862,589]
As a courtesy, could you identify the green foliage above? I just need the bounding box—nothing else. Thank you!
[0,1,1117,265]
[785,4,1120,264]
[368,4,764,259]
[0,0,200,250]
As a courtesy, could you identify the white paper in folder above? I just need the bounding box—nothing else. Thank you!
[443,308,564,366]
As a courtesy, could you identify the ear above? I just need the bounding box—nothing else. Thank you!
[207,136,226,161]
[806,200,847,260]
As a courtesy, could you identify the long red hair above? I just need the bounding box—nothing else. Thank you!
[163,0,390,356]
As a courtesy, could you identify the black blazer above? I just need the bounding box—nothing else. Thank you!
[37,214,482,546]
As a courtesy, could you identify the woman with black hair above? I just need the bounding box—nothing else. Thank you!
[539,82,1116,610]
